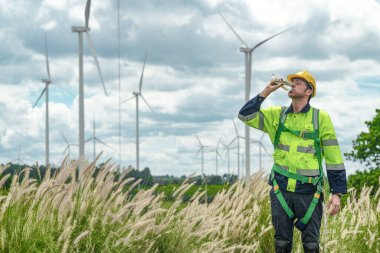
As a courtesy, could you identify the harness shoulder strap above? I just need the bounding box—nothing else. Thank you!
[273,106,288,148]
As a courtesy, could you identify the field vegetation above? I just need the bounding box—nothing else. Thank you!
[0,156,379,252]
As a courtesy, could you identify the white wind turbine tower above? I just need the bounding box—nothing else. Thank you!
[229,117,242,178]
[72,0,108,161]
[213,139,223,175]
[121,55,160,171]
[195,135,212,201]
[85,117,112,161]
[33,34,52,167]
[221,140,233,178]
[219,12,292,180]
[117,0,122,167]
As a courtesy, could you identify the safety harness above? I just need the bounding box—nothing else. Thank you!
[270,106,323,231]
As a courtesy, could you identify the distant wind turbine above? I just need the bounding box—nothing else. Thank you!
[250,132,270,170]
[213,139,223,175]
[220,140,232,177]
[230,117,242,178]
[59,130,78,162]
[117,0,122,168]
[72,0,108,160]
[219,11,292,180]
[33,34,52,167]
[195,135,213,202]
[121,55,160,170]
[85,117,112,161]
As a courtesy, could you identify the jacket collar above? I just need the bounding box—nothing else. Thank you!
[285,103,311,114]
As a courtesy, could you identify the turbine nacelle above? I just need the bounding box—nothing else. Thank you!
[71,26,91,33]
[41,78,52,85]
[133,91,140,96]
[240,47,252,53]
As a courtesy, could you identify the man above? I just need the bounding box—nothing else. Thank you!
[238,70,347,253]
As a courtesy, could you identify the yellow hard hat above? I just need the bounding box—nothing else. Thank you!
[287,70,316,97]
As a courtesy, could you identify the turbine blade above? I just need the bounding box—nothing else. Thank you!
[120,95,135,104]
[195,146,202,157]
[252,27,294,50]
[139,54,147,93]
[227,136,237,148]
[217,138,222,150]
[260,142,270,154]
[44,34,51,81]
[33,87,47,108]
[195,135,202,146]
[260,132,265,141]
[95,137,111,149]
[85,0,91,28]
[231,117,239,135]
[140,95,161,123]
[85,31,108,96]
[62,146,69,155]
[59,130,69,145]
[218,11,249,48]
[85,137,93,143]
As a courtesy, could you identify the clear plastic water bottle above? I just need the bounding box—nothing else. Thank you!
[270,74,292,91]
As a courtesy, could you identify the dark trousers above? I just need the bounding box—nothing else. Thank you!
[270,188,323,252]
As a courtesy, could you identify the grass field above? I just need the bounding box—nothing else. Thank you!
[0,159,378,252]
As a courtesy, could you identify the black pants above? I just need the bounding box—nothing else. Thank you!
[270,188,323,252]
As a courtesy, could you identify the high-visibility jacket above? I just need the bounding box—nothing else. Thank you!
[238,94,347,194]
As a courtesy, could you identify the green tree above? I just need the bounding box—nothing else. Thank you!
[345,109,380,170]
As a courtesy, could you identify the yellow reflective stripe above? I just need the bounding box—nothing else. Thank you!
[322,139,339,146]
[326,163,345,170]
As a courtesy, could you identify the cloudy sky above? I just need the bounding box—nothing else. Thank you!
[0,0,379,177]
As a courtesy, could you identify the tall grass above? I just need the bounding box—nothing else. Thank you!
[0,158,378,252]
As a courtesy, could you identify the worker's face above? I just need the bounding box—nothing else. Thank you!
[288,78,312,99]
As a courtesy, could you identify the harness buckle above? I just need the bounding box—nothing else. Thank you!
[274,185,280,193]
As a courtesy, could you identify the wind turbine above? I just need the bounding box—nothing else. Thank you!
[230,117,242,178]
[117,0,122,168]
[221,139,233,178]
[213,139,223,175]
[250,132,271,170]
[72,0,108,161]
[59,130,78,162]
[219,12,292,180]
[85,116,112,161]
[121,55,160,171]
[195,135,212,202]
[33,34,52,167]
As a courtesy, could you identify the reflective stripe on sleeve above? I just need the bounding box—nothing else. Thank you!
[322,139,339,146]
[238,112,258,122]
[258,112,264,130]
[326,163,345,170]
